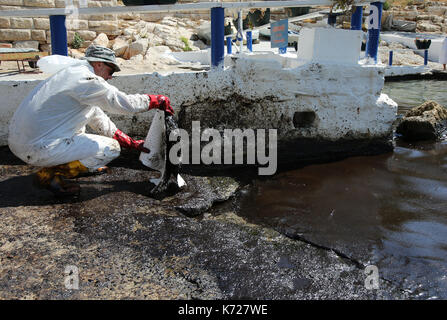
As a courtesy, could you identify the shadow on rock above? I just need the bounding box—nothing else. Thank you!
[0,166,240,218]
[0,173,155,208]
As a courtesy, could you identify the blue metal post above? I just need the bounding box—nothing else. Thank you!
[389,50,393,66]
[424,49,428,65]
[49,15,68,56]
[328,13,337,26]
[365,2,383,63]
[226,36,232,54]
[351,6,363,30]
[246,31,252,52]
[211,7,225,68]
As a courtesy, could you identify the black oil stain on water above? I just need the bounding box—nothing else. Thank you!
[237,138,447,299]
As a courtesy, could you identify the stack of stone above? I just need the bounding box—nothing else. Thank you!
[384,0,447,33]
[0,0,121,51]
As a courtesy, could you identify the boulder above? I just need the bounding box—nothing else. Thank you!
[93,33,109,48]
[196,21,211,45]
[112,36,129,57]
[69,48,84,59]
[396,101,447,141]
[129,54,144,63]
[128,38,149,58]
[153,24,177,41]
[145,33,164,47]
[164,37,186,52]
[145,45,172,57]
[192,39,207,50]
[144,46,179,66]
[160,16,178,27]
[123,27,136,38]
[417,21,441,32]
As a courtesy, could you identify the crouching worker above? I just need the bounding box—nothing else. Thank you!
[8,45,174,197]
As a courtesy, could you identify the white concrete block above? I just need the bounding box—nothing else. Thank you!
[297,27,362,65]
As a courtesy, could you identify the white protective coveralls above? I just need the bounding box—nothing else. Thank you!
[8,58,150,171]
[439,37,447,65]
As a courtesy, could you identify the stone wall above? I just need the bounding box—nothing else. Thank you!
[0,0,293,52]
[336,1,447,33]
[384,1,447,33]
[0,0,121,51]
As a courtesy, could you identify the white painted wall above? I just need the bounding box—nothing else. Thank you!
[297,27,363,65]
[0,54,396,148]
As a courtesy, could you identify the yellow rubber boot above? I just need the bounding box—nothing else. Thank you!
[52,160,89,179]
[33,161,87,188]
[33,162,84,197]
[34,167,56,187]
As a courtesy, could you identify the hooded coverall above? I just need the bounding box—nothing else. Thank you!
[8,59,150,183]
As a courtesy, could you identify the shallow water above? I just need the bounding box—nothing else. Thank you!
[382,79,447,114]
[236,81,447,299]
[237,140,447,299]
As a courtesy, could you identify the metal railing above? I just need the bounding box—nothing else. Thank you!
[0,0,384,67]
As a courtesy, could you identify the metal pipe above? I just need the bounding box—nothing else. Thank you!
[226,36,232,54]
[350,6,363,30]
[327,13,336,26]
[365,1,383,64]
[246,30,253,52]
[211,7,225,68]
[2,1,372,17]
[49,15,68,56]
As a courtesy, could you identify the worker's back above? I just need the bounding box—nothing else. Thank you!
[8,61,96,164]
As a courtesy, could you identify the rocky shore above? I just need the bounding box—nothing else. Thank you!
[0,147,416,299]
[1,1,446,301]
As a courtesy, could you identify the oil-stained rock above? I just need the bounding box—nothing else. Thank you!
[0,147,413,300]
[174,176,239,217]
[396,100,447,141]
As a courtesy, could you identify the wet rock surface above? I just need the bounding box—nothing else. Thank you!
[0,147,412,299]
[396,100,447,141]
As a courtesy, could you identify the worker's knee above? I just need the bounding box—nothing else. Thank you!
[79,139,121,171]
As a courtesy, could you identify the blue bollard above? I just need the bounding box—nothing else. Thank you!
[246,31,252,52]
[366,2,383,64]
[424,49,428,65]
[351,6,363,30]
[49,15,68,56]
[328,13,337,26]
[279,47,287,54]
[211,7,225,68]
[226,36,232,54]
[389,50,393,66]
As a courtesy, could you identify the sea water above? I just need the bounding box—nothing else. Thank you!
[236,80,447,298]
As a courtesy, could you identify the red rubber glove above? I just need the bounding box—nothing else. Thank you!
[113,129,149,153]
[146,94,174,116]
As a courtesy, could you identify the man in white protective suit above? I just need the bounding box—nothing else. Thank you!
[8,45,174,197]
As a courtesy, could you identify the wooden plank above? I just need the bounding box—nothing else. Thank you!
[0,51,48,62]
